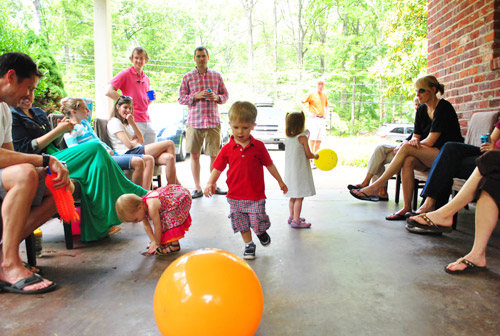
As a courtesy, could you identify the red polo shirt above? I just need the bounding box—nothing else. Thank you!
[110,66,151,123]
[213,135,273,201]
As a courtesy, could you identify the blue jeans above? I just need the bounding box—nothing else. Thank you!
[421,142,481,207]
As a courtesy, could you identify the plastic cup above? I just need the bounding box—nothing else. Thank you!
[147,90,155,101]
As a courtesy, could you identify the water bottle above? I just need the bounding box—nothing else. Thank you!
[480,134,491,144]
[34,228,42,257]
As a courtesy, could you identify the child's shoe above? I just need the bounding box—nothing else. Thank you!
[288,217,307,225]
[291,219,311,229]
[257,231,271,246]
[243,242,256,260]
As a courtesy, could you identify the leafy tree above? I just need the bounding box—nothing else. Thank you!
[0,7,65,112]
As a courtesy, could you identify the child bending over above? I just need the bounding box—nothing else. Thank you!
[284,111,318,228]
[204,101,287,260]
[116,185,192,255]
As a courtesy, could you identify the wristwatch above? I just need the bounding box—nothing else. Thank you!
[42,153,51,168]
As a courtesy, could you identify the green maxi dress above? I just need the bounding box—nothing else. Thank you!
[10,107,147,242]
[52,142,147,241]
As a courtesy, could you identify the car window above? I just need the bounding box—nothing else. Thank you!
[391,127,404,134]
[407,127,414,133]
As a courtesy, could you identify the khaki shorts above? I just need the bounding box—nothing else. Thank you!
[186,125,221,156]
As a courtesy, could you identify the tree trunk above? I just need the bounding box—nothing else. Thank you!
[350,74,356,124]
[32,0,43,34]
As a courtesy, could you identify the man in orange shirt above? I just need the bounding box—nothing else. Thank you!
[301,79,328,166]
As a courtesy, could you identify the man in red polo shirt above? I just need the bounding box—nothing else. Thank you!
[106,47,156,144]
[203,101,287,260]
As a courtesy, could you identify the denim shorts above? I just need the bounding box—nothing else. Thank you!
[125,145,146,155]
[112,154,143,170]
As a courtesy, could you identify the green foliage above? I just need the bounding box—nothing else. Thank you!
[0,7,65,112]
[0,0,426,129]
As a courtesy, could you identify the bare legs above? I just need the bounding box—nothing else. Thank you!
[191,152,201,191]
[446,190,497,271]
[0,164,53,291]
[289,198,304,222]
[144,140,180,185]
[191,153,217,192]
[409,168,482,227]
[407,168,495,272]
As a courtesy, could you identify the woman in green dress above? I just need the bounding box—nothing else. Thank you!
[11,95,147,242]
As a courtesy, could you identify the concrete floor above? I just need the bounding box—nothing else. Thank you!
[2,149,500,336]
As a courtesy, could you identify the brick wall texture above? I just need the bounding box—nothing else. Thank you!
[427,0,500,130]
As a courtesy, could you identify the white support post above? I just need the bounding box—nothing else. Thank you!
[93,0,113,118]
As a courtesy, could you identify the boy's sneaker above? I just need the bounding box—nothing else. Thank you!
[243,242,256,260]
[257,231,271,246]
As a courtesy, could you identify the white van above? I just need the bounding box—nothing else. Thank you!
[253,103,286,150]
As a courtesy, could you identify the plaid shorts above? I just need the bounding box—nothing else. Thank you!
[227,198,270,235]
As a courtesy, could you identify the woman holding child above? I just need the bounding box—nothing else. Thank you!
[11,95,147,242]
[349,75,464,220]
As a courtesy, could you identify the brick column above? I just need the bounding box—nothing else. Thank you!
[427,0,500,130]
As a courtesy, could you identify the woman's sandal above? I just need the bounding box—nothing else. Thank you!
[406,214,452,233]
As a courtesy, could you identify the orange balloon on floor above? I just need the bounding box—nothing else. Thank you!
[153,248,264,336]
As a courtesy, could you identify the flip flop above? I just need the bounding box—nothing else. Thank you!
[445,257,487,275]
[406,214,453,233]
[385,212,406,221]
[404,211,420,218]
[405,224,443,235]
[347,184,363,190]
[0,273,56,295]
[378,196,389,202]
[349,189,379,202]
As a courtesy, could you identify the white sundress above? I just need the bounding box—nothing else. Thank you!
[284,130,316,198]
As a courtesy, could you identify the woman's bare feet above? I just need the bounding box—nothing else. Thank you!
[445,253,487,272]
[408,210,453,227]
[351,185,379,198]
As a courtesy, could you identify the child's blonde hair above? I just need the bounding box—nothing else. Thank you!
[60,98,85,118]
[286,111,305,137]
[228,101,258,123]
[116,193,143,222]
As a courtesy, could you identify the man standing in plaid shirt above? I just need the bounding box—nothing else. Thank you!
[178,46,229,199]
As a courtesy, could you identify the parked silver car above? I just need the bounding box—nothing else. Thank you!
[376,123,414,142]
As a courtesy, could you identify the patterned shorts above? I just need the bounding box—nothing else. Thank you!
[227,198,270,235]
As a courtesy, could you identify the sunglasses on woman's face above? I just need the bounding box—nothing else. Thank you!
[416,88,427,94]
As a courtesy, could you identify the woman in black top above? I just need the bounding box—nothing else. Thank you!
[350,75,464,220]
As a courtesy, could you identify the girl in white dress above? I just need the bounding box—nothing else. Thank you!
[284,112,319,228]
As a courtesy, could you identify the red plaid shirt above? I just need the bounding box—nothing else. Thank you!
[178,67,229,129]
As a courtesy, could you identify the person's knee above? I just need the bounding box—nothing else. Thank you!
[130,157,145,172]
[402,156,418,170]
[143,155,154,166]
[5,164,39,190]
[191,152,201,161]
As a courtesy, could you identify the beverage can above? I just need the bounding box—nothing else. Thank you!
[480,134,490,144]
